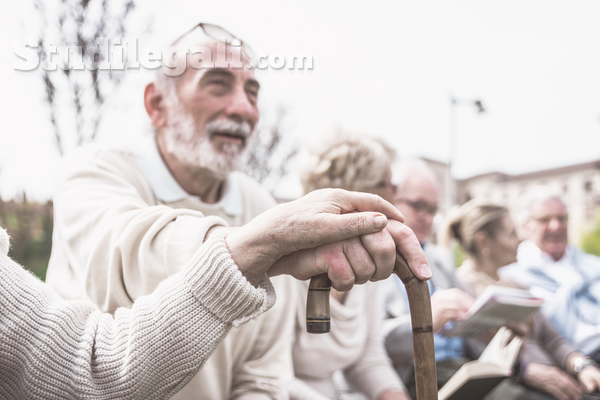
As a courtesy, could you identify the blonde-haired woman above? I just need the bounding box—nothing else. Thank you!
[290,130,410,400]
[448,199,600,400]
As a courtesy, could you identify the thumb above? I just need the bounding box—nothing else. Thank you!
[584,379,596,393]
[321,212,388,241]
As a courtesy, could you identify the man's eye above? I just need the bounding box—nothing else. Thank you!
[209,80,227,86]
[414,203,427,212]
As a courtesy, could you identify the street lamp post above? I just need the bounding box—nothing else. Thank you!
[446,96,485,210]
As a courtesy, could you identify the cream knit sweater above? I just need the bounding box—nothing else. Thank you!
[44,143,295,399]
[0,227,275,399]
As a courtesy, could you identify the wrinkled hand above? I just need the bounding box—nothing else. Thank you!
[269,219,429,291]
[225,189,430,289]
[430,288,475,332]
[578,365,600,394]
[523,363,582,400]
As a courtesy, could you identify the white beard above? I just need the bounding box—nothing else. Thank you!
[162,102,252,179]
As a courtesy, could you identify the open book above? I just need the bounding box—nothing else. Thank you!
[438,327,523,400]
[441,285,544,337]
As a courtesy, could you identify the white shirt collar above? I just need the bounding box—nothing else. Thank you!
[518,240,574,266]
[134,135,243,216]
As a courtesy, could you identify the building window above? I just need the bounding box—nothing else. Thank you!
[585,180,593,193]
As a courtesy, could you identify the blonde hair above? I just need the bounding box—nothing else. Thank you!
[443,199,508,256]
[298,130,396,194]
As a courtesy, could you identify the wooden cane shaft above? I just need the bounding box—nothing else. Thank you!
[393,253,437,400]
[306,274,331,333]
[305,255,437,400]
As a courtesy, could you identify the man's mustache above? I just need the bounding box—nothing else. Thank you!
[206,119,253,141]
[544,233,567,241]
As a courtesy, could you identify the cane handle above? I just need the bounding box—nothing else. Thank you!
[305,253,438,400]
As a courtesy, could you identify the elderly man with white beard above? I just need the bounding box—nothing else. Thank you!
[45,23,431,400]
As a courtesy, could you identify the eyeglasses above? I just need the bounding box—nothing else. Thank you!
[532,214,568,225]
[399,198,438,216]
[171,23,258,66]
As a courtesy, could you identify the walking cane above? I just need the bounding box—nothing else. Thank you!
[307,251,438,400]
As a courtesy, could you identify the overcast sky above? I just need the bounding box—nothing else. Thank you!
[1,0,600,201]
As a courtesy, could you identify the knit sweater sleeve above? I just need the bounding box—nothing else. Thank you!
[0,230,275,400]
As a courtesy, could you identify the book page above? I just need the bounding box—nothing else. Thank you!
[478,327,523,373]
[441,286,543,337]
[438,328,522,400]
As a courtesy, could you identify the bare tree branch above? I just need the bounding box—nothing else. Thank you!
[243,106,298,193]
[34,0,146,154]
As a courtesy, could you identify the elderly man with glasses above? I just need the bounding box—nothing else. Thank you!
[380,160,546,399]
[501,186,600,396]
[44,23,430,400]
[381,158,480,399]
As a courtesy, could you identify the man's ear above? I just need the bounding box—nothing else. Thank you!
[144,82,168,128]
[522,219,532,238]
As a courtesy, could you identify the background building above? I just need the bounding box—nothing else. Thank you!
[455,159,600,243]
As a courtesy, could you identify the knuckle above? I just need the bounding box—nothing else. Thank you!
[355,214,366,235]
[368,192,382,203]
[331,270,354,291]
[397,224,414,240]
[328,188,343,199]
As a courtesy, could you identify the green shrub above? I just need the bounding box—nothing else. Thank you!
[581,214,600,257]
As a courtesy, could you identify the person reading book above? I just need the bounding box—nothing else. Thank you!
[382,159,538,400]
[438,327,523,400]
[448,199,600,400]
[439,285,544,338]
[502,186,600,365]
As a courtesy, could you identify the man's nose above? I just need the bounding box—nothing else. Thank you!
[225,85,256,123]
[547,217,562,231]
[419,209,435,222]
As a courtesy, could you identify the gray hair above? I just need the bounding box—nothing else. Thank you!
[519,185,568,225]
[154,70,178,103]
[391,157,439,191]
[152,26,204,107]
[298,130,396,194]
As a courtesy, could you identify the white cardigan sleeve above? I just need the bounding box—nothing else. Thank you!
[0,228,275,400]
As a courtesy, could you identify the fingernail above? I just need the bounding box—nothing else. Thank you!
[373,215,387,229]
[420,264,432,278]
